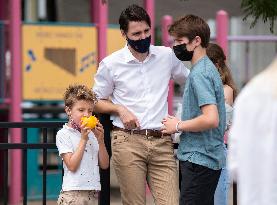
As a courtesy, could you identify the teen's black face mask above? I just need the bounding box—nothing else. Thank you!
[173,43,194,61]
[127,36,151,53]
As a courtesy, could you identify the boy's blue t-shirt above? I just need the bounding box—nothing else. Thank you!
[177,56,226,170]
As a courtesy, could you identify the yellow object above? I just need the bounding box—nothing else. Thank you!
[22,24,97,100]
[81,116,98,129]
[22,24,125,100]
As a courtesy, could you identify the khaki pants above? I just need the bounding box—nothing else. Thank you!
[57,190,98,205]
[112,130,179,205]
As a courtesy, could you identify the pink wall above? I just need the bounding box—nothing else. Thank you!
[9,0,22,204]
[216,10,229,56]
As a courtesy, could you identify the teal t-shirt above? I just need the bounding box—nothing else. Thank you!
[177,56,226,170]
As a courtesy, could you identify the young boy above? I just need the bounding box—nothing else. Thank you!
[56,84,109,205]
[162,15,226,205]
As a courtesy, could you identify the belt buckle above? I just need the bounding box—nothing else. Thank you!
[146,129,153,140]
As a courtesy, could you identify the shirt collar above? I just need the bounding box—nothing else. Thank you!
[123,44,137,63]
[63,123,80,133]
[191,55,208,70]
[123,44,157,63]
[149,45,159,56]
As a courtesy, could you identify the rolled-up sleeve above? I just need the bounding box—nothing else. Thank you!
[93,61,114,99]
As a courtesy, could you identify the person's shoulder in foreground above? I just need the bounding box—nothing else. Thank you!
[228,57,277,205]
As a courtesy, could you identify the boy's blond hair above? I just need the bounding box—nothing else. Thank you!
[63,84,97,108]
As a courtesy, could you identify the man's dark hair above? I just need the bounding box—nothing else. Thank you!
[168,15,210,48]
[119,4,151,33]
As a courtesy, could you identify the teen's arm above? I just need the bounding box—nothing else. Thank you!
[179,104,218,131]
[173,70,219,132]
[161,104,219,134]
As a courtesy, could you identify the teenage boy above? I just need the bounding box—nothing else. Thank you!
[162,15,226,205]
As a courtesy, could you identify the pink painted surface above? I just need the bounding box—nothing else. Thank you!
[92,0,107,63]
[161,15,172,47]
[144,0,155,44]
[0,0,7,20]
[9,0,22,204]
[161,15,174,115]
[216,10,229,56]
[3,98,11,104]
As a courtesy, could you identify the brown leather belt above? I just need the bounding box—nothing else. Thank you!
[113,126,170,138]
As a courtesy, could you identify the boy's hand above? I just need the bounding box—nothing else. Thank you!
[92,122,105,145]
[80,122,90,141]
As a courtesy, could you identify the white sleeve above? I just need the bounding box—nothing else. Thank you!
[56,131,74,156]
[170,50,190,85]
[93,61,114,99]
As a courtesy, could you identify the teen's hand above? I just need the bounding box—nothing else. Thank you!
[161,115,180,134]
[117,105,140,129]
[92,122,105,145]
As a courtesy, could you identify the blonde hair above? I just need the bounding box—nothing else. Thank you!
[63,84,98,108]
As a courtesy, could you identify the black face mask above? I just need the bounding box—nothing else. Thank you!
[173,43,194,61]
[127,36,151,53]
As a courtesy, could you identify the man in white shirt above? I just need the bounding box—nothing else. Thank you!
[93,4,189,205]
[228,57,277,205]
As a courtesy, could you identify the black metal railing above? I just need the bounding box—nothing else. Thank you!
[0,121,64,205]
[0,121,236,205]
[0,120,111,205]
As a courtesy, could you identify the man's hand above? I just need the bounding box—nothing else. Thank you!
[117,105,140,129]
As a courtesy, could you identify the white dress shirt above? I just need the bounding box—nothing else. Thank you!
[93,45,189,129]
[56,124,101,191]
[228,57,277,205]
